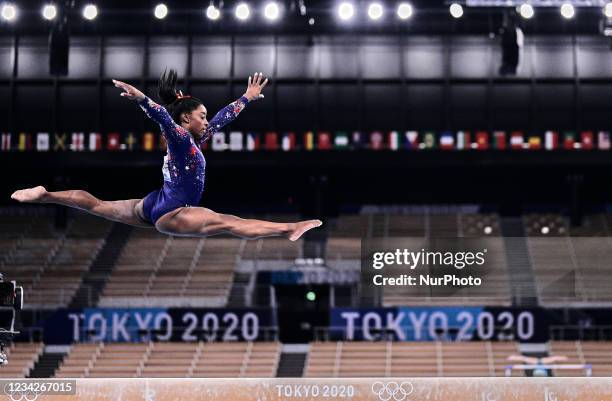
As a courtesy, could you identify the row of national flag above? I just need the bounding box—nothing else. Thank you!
[0,132,150,152]
[1,130,611,152]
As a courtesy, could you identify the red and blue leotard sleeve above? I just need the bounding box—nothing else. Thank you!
[197,96,250,146]
[138,95,249,148]
[138,96,192,151]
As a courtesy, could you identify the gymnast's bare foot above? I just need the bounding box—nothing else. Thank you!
[11,186,48,203]
[288,219,323,241]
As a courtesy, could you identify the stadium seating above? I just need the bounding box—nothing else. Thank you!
[325,213,511,306]
[580,341,612,376]
[192,342,281,377]
[100,229,244,307]
[526,214,612,305]
[54,343,99,378]
[0,216,34,262]
[54,342,281,378]
[304,341,521,377]
[550,340,612,377]
[99,213,304,308]
[48,339,612,378]
[0,214,110,308]
[0,342,43,378]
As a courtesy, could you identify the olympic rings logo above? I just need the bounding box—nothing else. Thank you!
[371,381,414,401]
[3,384,40,401]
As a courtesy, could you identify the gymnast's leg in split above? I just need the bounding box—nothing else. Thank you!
[10,186,320,241]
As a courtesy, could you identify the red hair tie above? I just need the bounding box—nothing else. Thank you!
[176,90,191,100]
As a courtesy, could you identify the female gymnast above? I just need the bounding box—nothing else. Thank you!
[11,70,322,241]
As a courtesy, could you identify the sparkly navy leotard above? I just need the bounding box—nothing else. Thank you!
[139,95,249,224]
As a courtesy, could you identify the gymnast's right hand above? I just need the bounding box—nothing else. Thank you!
[112,79,145,101]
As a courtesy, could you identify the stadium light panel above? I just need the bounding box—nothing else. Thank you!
[1,3,17,21]
[206,4,221,20]
[235,2,250,20]
[368,2,384,20]
[397,2,413,20]
[42,4,57,21]
[337,2,355,21]
[560,3,575,19]
[519,3,534,19]
[604,2,612,17]
[264,2,280,21]
[154,3,168,19]
[83,4,98,20]
[450,3,464,18]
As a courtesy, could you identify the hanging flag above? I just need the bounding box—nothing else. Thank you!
[229,131,243,151]
[281,132,296,151]
[70,132,85,151]
[18,132,32,151]
[581,131,594,150]
[318,131,332,150]
[106,132,121,151]
[598,131,611,150]
[439,131,455,150]
[423,131,436,149]
[493,131,507,150]
[528,135,541,150]
[125,132,137,151]
[510,131,524,150]
[16,133,25,151]
[475,131,489,150]
[212,132,227,151]
[563,131,575,150]
[334,131,349,149]
[404,131,419,150]
[54,133,67,151]
[544,131,559,151]
[388,131,399,151]
[246,132,260,151]
[456,131,470,150]
[0,133,10,151]
[88,132,102,151]
[351,131,365,150]
[142,132,154,152]
[370,131,384,150]
[36,132,49,152]
[264,132,279,150]
[304,131,314,151]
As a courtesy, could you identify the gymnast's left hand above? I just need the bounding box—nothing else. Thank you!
[243,72,269,101]
[112,79,146,101]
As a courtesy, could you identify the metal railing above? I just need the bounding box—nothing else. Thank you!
[549,325,612,341]
[77,326,279,343]
[23,285,95,308]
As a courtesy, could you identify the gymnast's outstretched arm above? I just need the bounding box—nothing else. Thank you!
[199,72,269,145]
[200,96,250,144]
[112,79,190,150]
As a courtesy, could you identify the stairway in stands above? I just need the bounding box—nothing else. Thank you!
[276,345,308,377]
[227,272,251,307]
[500,218,538,306]
[69,224,133,308]
[28,350,67,378]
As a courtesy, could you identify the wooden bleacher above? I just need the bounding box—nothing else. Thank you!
[305,341,520,377]
[55,342,280,378]
[0,342,43,378]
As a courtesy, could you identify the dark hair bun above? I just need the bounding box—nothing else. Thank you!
[158,68,179,106]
